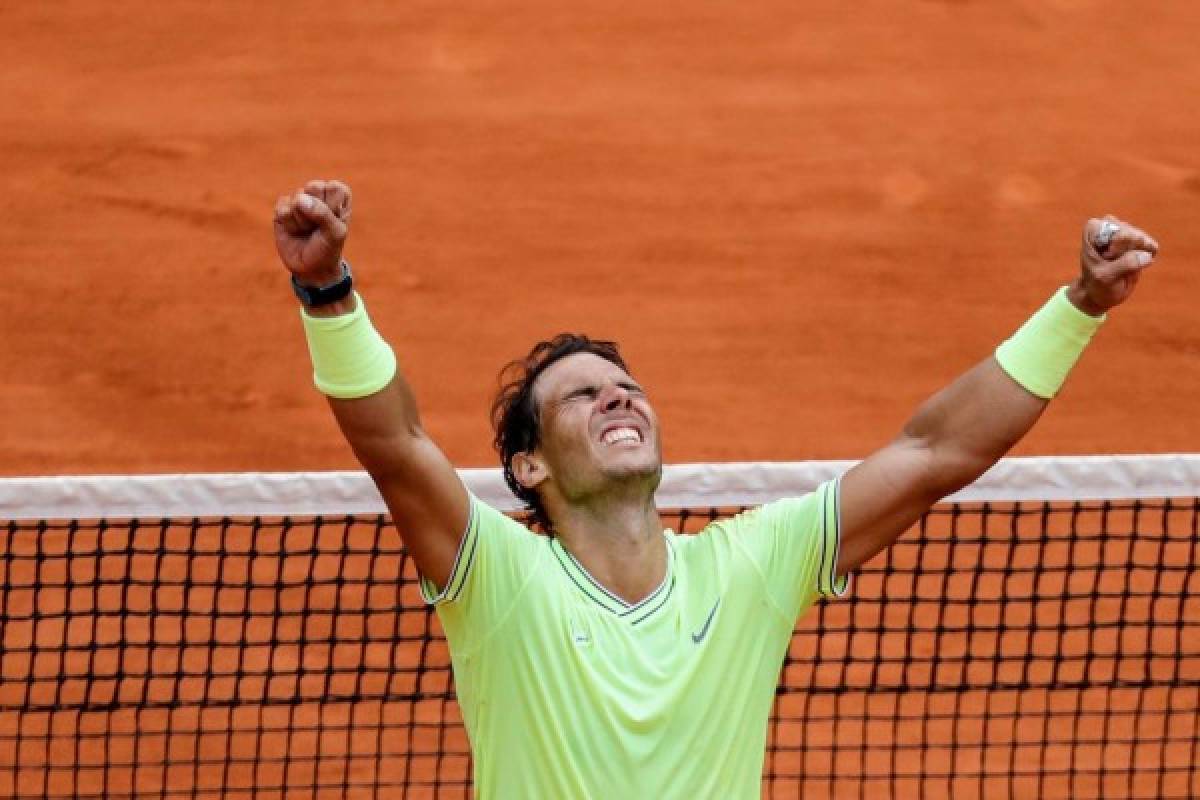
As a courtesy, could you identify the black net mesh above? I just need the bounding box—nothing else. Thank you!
[1,498,1198,799]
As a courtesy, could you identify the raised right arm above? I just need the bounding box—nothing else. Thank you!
[273,179,468,590]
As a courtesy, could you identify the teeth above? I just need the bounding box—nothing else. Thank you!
[602,427,640,445]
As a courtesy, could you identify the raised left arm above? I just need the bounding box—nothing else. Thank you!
[836,216,1159,577]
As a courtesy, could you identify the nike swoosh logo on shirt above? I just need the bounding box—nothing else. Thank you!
[691,599,720,644]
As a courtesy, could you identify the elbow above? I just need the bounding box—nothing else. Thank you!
[896,432,993,503]
[924,445,995,501]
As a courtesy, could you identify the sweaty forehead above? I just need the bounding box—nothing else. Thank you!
[532,352,633,406]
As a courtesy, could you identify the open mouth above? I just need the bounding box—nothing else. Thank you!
[599,425,643,446]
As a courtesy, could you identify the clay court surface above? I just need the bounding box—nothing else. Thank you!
[5,0,1200,476]
[3,2,1199,798]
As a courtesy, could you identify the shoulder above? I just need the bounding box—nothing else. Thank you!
[422,494,546,606]
[468,495,550,569]
[473,494,540,542]
[740,492,824,528]
[682,486,835,576]
[683,493,822,544]
[669,513,758,578]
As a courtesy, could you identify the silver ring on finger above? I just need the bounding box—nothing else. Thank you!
[1094,220,1120,252]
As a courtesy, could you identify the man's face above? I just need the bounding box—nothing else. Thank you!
[528,352,662,502]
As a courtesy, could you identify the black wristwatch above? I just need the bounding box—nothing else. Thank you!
[292,260,354,307]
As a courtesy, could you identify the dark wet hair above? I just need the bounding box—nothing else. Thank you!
[491,333,630,531]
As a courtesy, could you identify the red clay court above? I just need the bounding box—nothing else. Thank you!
[5,1,1200,474]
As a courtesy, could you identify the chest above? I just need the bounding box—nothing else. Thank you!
[460,539,794,751]
[506,548,779,683]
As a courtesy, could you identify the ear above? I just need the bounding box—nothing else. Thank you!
[511,451,548,491]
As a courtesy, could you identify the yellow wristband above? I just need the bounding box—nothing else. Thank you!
[994,287,1105,399]
[299,293,398,399]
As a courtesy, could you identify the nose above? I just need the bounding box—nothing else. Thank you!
[598,382,631,412]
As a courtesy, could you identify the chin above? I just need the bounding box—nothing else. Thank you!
[604,456,662,487]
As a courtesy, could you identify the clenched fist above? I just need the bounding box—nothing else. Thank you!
[273,179,353,286]
[1068,216,1159,316]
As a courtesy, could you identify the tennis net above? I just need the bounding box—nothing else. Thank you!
[1,457,1198,799]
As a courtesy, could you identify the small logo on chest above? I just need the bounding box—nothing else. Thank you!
[691,599,720,644]
[570,621,593,648]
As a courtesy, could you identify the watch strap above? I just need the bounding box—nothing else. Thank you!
[292,260,354,307]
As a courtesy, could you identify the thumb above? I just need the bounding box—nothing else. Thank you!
[293,193,348,243]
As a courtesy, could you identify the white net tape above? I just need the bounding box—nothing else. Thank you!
[2,455,1198,520]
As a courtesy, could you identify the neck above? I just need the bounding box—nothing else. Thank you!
[549,489,667,605]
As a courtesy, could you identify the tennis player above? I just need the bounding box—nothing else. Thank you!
[273,179,1157,798]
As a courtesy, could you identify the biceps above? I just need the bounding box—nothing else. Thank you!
[837,437,942,575]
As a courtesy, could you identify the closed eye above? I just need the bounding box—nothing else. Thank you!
[564,387,599,402]
[561,383,644,403]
